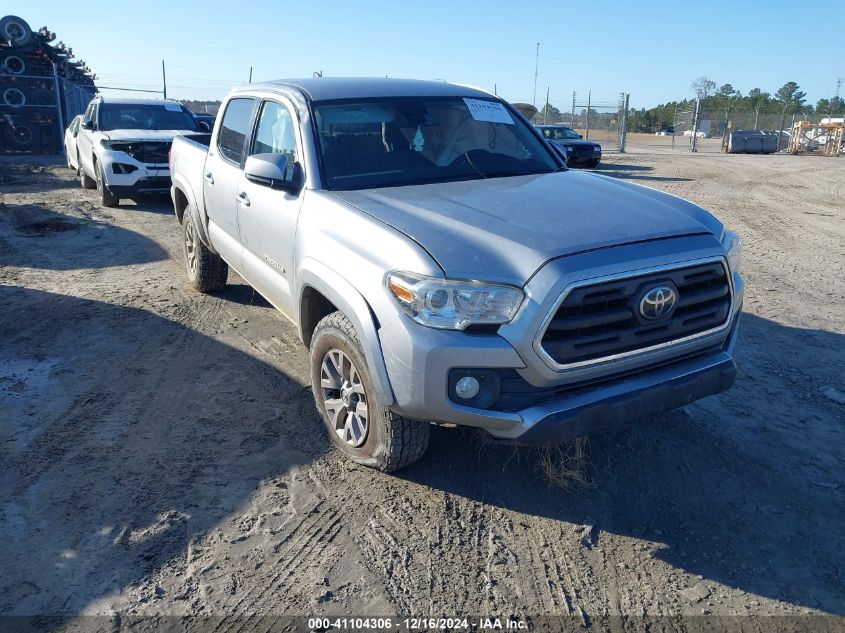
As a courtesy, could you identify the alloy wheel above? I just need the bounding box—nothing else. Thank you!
[320,349,369,447]
[184,219,198,277]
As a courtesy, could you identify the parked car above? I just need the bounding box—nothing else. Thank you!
[169,78,743,472]
[655,128,674,136]
[535,124,601,167]
[75,96,203,207]
[683,129,711,138]
[64,114,82,170]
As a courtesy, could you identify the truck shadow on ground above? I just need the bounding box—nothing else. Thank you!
[215,281,273,309]
[593,162,693,183]
[0,286,324,616]
[0,203,168,271]
[401,313,845,615]
[121,194,173,214]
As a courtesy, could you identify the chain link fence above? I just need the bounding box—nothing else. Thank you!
[623,100,841,153]
[528,92,630,151]
[1,71,94,153]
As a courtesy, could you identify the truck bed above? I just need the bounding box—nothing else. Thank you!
[170,133,212,218]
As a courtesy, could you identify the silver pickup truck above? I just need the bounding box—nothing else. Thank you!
[169,78,743,472]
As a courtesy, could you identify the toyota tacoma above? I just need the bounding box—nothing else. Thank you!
[169,78,743,472]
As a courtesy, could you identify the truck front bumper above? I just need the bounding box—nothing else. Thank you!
[496,348,736,445]
[382,308,740,445]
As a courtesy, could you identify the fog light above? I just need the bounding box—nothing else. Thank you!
[455,376,480,399]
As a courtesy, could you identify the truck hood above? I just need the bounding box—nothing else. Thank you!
[99,129,193,142]
[332,171,723,285]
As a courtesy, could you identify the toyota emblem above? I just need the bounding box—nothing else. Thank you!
[639,286,677,320]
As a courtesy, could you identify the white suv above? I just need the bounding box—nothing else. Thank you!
[75,97,203,207]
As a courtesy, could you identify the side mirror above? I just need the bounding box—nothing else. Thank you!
[81,120,94,130]
[577,133,583,139]
[244,153,301,194]
[198,121,211,132]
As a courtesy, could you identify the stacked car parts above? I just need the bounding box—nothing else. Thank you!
[1,14,96,154]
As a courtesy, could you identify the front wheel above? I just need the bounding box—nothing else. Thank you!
[95,160,119,207]
[310,312,430,472]
[80,162,96,190]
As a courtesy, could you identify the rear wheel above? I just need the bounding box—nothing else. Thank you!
[182,212,228,292]
[310,311,430,472]
[95,159,119,207]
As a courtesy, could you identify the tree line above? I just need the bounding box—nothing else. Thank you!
[627,77,843,134]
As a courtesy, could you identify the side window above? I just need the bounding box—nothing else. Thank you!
[250,101,298,176]
[217,98,256,164]
[83,103,95,126]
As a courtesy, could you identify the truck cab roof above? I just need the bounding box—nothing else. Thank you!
[232,77,494,102]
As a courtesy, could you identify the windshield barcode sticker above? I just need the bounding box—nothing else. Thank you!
[463,98,514,125]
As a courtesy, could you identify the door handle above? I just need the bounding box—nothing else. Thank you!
[237,191,250,207]
[204,172,214,184]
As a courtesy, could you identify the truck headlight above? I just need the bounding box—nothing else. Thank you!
[723,230,742,274]
[386,272,524,330]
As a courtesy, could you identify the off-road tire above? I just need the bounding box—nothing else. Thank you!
[80,163,96,190]
[310,311,430,472]
[95,159,119,207]
[181,212,228,292]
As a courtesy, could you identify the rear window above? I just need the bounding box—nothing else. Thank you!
[217,98,256,164]
[98,103,199,132]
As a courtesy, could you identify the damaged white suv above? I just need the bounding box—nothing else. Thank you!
[75,97,203,207]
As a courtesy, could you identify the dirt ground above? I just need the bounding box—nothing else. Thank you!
[1,151,844,630]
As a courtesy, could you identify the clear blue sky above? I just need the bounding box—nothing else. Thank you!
[25,0,841,108]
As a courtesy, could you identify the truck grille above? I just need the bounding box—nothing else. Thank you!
[539,261,731,367]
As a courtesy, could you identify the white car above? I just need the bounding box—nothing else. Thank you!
[683,129,711,138]
[64,115,82,171]
[75,96,203,207]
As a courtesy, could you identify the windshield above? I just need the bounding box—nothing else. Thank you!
[312,97,558,190]
[540,126,580,140]
[98,103,200,132]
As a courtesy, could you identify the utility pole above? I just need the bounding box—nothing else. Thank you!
[571,91,576,127]
[672,105,677,149]
[494,83,497,96]
[161,60,167,98]
[832,78,843,116]
[249,67,253,83]
[690,97,701,152]
[585,90,591,139]
[532,42,540,107]
[619,93,629,153]
[543,86,550,124]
